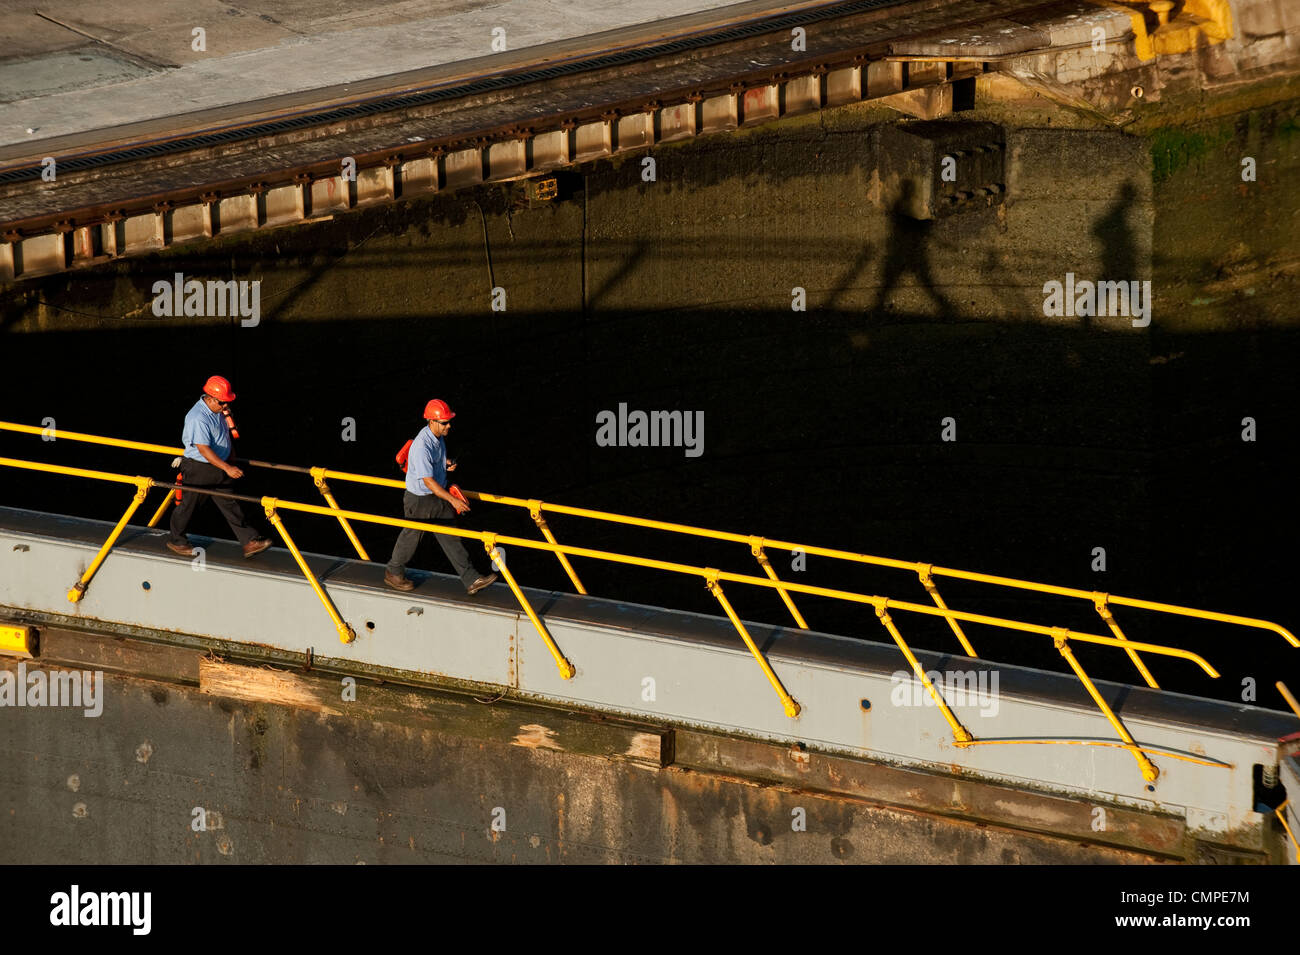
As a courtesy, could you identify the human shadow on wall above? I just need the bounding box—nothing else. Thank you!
[869,180,954,321]
[1088,182,1140,332]
[825,242,874,311]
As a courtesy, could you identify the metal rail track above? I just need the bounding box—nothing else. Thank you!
[0,0,915,186]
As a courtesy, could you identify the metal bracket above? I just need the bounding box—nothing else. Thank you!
[1051,627,1070,651]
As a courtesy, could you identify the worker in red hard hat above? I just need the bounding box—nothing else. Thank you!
[166,376,273,559]
[384,398,497,595]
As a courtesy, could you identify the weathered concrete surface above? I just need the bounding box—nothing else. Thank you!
[0,0,775,147]
[0,645,1187,864]
[997,0,1298,115]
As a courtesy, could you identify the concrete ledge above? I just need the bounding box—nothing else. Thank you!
[574,121,612,162]
[70,225,98,264]
[883,84,954,120]
[742,85,779,124]
[616,113,654,152]
[170,203,211,242]
[892,19,1048,57]
[35,626,201,685]
[907,61,947,87]
[826,66,862,106]
[1037,5,1134,47]
[444,147,485,188]
[100,221,118,256]
[658,103,696,142]
[675,729,1190,858]
[488,141,527,179]
[784,74,822,114]
[399,157,438,195]
[17,233,64,275]
[217,194,259,234]
[263,184,304,226]
[531,129,570,170]
[309,175,350,216]
[122,213,163,253]
[701,94,738,132]
[866,60,904,96]
[355,165,394,206]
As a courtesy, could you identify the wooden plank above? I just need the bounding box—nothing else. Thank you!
[198,657,672,768]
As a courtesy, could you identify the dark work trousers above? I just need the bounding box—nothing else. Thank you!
[168,458,260,547]
[386,491,479,590]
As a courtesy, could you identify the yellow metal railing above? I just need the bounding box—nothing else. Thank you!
[0,452,1223,748]
[3,419,1297,787]
[1278,800,1299,855]
[9,419,1294,668]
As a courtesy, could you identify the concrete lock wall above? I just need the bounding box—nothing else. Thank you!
[1,655,1192,865]
[2,507,1295,860]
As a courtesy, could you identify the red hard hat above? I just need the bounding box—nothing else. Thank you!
[423,399,455,421]
[203,376,236,402]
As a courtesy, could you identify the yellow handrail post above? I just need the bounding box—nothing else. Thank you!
[529,501,586,594]
[1277,681,1300,719]
[1276,799,1299,854]
[1095,594,1158,689]
[262,499,355,644]
[1051,629,1159,783]
[145,488,176,528]
[310,467,369,560]
[750,537,808,630]
[917,565,977,657]
[874,602,973,743]
[67,478,152,603]
[705,569,801,718]
[483,532,575,679]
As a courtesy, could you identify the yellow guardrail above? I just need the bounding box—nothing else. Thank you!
[1278,799,1299,855]
[0,451,1224,778]
[2,419,1297,786]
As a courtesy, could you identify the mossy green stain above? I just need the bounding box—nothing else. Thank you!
[1149,127,1230,183]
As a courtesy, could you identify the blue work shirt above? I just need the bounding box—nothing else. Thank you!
[182,398,232,463]
[405,425,446,496]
